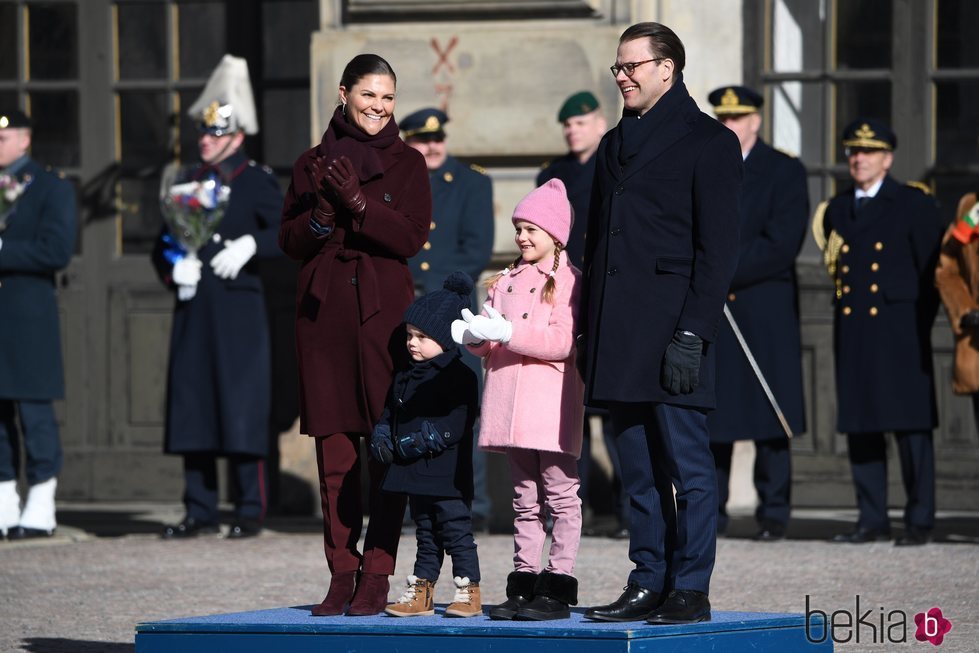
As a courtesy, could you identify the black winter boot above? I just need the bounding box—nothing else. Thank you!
[489,571,537,620]
[515,571,578,621]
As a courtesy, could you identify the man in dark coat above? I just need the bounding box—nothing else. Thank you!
[401,107,494,531]
[0,109,76,540]
[705,86,808,542]
[538,92,627,539]
[151,56,283,540]
[817,119,944,547]
[580,23,741,625]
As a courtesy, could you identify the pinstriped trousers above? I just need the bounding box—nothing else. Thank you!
[609,402,717,594]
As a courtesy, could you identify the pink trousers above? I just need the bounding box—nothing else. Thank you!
[507,449,582,576]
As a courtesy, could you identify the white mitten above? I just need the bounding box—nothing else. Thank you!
[451,308,483,345]
[172,256,202,301]
[468,304,513,344]
[210,234,257,280]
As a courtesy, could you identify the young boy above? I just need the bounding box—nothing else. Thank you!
[370,271,481,617]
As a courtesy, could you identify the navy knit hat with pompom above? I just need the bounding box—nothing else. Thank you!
[403,271,474,351]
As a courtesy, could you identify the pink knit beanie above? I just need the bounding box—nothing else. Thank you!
[511,178,574,247]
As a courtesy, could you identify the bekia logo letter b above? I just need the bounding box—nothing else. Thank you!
[914,607,952,646]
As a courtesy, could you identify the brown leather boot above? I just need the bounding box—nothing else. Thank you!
[445,576,482,618]
[347,572,391,616]
[385,575,435,617]
[311,570,358,616]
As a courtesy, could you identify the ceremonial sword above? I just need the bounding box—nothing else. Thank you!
[722,304,794,439]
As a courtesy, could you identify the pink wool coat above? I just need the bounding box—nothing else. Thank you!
[469,250,584,457]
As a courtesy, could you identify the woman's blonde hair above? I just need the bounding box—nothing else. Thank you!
[483,241,564,304]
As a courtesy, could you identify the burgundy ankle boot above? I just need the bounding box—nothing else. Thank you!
[311,570,358,616]
[346,573,390,616]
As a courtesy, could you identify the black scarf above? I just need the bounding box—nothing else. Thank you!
[320,106,400,182]
[615,73,690,167]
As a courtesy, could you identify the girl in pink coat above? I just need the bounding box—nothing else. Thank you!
[452,178,584,621]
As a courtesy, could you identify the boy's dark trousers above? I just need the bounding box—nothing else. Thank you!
[410,495,480,582]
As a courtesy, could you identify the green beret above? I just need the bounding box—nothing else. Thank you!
[558,91,599,123]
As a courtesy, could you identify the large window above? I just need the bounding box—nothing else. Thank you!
[750,0,978,260]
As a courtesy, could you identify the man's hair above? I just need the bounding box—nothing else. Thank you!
[619,22,685,77]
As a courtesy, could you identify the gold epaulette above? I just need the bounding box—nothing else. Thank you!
[811,200,830,251]
[906,180,932,195]
[469,163,487,175]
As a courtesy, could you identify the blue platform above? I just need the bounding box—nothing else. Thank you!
[136,606,831,652]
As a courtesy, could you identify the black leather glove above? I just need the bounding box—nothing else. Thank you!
[420,420,448,454]
[395,430,427,461]
[575,333,587,380]
[661,330,703,395]
[369,424,394,464]
[326,155,367,217]
[306,154,336,226]
[961,310,979,330]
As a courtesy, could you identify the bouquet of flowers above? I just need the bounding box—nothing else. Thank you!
[159,170,231,256]
[0,173,32,233]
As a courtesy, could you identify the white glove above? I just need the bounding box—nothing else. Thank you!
[172,256,202,301]
[210,234,257,280]
[469,304,513,344]
[451,308,484,346]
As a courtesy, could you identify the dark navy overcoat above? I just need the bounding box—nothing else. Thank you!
[152,151,283,456]
[409,155,493,295]
[580,79,742,409]
[0,158,76,400]
[708,140,808,442]
[821,176,944,433]
[378,347,478,500]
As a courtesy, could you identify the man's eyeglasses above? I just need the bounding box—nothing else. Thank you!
[610,58,663,77]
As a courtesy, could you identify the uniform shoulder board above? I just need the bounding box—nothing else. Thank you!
[44,165,65,179]
[775,147,798,159]
[249,160,275,176]
[906,180,932,195]
[811,200,830,251]
[468,163,488,175]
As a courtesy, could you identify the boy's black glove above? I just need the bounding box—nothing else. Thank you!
[369,424,394,464]
[661,330,703,395]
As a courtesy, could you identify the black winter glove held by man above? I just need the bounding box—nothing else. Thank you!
[661,330,703,395]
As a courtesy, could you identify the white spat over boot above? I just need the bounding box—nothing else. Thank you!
[17,477,57,535]
[0,480,21,538]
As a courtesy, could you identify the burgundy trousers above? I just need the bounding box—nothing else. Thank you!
[315,433,407,574]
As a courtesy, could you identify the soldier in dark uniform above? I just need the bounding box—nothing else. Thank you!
[705,86,807,542]
[401,107,494,530]
[0,109,77,540]
[816,119,944,546]
[538,92,627,538]
[152,56,284,540]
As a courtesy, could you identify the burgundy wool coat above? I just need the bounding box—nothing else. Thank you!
[279,121,431,437]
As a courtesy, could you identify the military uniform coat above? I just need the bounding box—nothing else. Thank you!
[151,151,283,456]
[279,114,431,437]
[934,192,979,394]
[821,176,944,433]
[409,155,493,295]
[0,158,76,400]
[708,140,808,441]
[580,79,742,408]
[537,152,597,269]
[378,348,478,499]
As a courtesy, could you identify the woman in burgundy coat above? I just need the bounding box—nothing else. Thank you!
[279,54,431,616]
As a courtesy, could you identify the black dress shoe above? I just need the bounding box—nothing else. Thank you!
[895,528,931,547]
[161,517,220,540]
[227,519,262,539]
[515,595,570,621]
[584,583,661,622]
[7,526,55,540]
[754,521,786,542]
[831,528,890,544]
[646,590,711,624]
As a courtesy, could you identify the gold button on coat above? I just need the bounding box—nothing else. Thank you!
[843,306,852,315]
[430,221,436,230]
[874,242,884,251]
[843,285,851,294]
[870,283,879,293]
[727,293,736,302]
[420,262,430,271]
[841,244,850,253]
[842,265,850,274]
[869,307,878,316]
[871,262,879,271]
[423,242,432,250]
